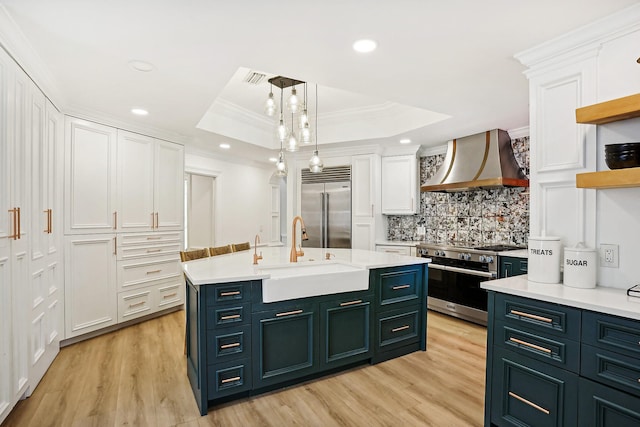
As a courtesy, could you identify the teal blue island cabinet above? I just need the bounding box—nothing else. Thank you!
[186,263,427,415]
[484,290,640,427]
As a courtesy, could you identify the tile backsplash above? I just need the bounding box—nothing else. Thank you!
[386,136,530,246]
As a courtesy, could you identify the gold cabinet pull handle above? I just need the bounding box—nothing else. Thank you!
[43,209,50,233]
[147,236,162,240]
[392,284,410,290]
[155,212,159,229]
[146,269,162,275]
[508,391,550,415]
[392,325,410,332]
[113,211,117,229]
[509,337,552,354]
[114,236,117,255]
[129,301,146,308]
[146,249,162,253]
[509,309,553,323]
[220,314,241,320]
[162,292,178,299]
[8,208,18,240]
[276,309,303,317]
[16,207,21,239]
[221,376,241,384]
[220,291,241,297]
[220,342,241,349]
[340,300,362,307]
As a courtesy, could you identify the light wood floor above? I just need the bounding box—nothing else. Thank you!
[2,310,487,427]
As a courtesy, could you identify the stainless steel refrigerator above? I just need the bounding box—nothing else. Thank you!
[301,166,351,249]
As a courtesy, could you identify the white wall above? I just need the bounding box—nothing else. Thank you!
[185,151,274,247]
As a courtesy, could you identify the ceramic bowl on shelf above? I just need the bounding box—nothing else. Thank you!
[605,143,640,169]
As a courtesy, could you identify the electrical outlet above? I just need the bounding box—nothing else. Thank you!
[600,244,619,268]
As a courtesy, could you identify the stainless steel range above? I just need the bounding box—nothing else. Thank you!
[417,242,523,326]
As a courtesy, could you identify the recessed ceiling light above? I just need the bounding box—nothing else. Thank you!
[268,157,278,163]
[219,143,230,149]
[353,39,377,53]
[131,108,148,116]
[400,138,411,144]
[128,60,155,72]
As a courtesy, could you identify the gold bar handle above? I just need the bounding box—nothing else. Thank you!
[8,208,18,240]
[155,212,159,229]
[392,284,411,290]
[146,269,162,275]
[340,300,363,307]
[220,291,241,297]
[147,236,162,240]
[113,211,117,230]
[508,391,550,415]
[221,376,241,384]
[129,301,146,308]
[146,249,162,253]
[49,209,52,234]
[392,325,410,333]
[162,292,178,299]
[220,342,241,349]
[276,309,303,317]
[151,212,155,229]
[510,310,553,323]
[114,236,117,255]
[16,207,20,239]
[220,314,241,320]
[509,337,552,354]
[43,210,50,233]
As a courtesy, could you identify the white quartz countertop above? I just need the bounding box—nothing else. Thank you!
[499,249,528,258]
[183,246,431,286]
[481,275,640,321]
[375,240,422,246]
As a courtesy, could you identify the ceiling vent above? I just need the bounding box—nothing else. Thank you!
[243,71,267,85]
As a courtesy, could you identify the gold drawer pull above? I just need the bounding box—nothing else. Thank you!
[340,300,362,307]
[392,325,410,333]
[392,284,411,290]
[146,249,162,253]
[509,337,552,354]
[129,301,146,308]
[276,309,303,317]
[163,292,178,299]
[220,342,241,349]
[508,391,550,415]
[510,309,553,323]
[220,314,241,320]
[220,291,241,297]
[146,269,161,275]
[146,236,162,240]
[221,376,241,384]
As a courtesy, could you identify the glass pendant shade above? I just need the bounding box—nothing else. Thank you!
[264,92,277,116]
[300,123,312,144]
[299,109,309,128]
[286,130,299,152]
[277,116,288,142]
[275,151,287,176]
[287,87,300,113]
[309,150,323,173]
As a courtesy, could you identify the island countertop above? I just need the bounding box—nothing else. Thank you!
[183,247,431,286]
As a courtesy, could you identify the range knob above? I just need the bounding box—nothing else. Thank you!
[485,256,494,264]
[463,253,471,261]
[437,250,445,257]
[479,255,487,263]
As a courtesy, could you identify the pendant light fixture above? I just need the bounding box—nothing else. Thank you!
[300,83,312,144]
[286,86,300,113]
[276,86,288,143]
[309,84,323,173]
[286,111,299,152]
[264,82,277,117]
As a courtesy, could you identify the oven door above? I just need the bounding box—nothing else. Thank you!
[447,266,494,311]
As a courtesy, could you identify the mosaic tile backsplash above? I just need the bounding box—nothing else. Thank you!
[386,136,530,246]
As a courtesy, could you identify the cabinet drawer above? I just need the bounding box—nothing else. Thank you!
[207,325,251,365]
[578,377,640,427]
[118,288,153,322]
[118,242,182,260]
[495,320,580,373]
[376,266,422,308]
[377,308,420,351]
[582,311,640,358]
[206,282,251,305]
[118,257,182,291]
[491,347,578,427]
[118,231,182,246]
[376,245,412,256]
[582,343,640,398]
[156,281,183,310]
[207,303,250,329]
[495,293,580,340]
[207,358,252,399]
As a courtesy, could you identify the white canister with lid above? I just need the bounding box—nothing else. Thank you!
[528,235,562,283]
[563,242,597,288]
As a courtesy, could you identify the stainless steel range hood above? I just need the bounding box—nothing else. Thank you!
[421,129,528,192]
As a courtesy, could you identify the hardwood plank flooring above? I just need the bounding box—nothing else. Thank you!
[2,310,487,427]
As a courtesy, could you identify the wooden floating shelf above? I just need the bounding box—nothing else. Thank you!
[576,93,640,124]
[576,167,640,189]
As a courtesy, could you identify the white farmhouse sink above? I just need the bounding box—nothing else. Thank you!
[257,262,369,303]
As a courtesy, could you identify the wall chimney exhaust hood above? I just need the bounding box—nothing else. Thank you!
[421,129,528,192]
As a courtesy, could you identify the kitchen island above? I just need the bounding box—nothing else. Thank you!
[183,247,430,415]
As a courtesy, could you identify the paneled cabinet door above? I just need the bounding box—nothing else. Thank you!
[352,154,378,250]
[64,234,117,338]
[65,118,117,234]
[381,155,417,215]
[154,140,184,231]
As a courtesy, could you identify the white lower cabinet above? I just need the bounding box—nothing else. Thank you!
[375,244,417,256]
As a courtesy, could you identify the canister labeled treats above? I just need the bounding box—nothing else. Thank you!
[528,235,562,283]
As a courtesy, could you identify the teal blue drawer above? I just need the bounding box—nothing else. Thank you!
[581,343,640,399]
[495,293,581,340]
[376,266,422,308]
[376,307,420,351]
[207,303,250,329]
[207,325,251,365]
[207,358,252,398]
[582,311,640,359]
[495,320,579,373]
[206,282,251,305]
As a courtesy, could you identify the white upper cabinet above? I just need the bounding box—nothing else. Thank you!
[116,130,184,232]
[65,118,117,234]
[381,155,418,215]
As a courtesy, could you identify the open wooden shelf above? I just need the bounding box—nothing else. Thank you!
[576,167,640,189]
[576,93,640,124]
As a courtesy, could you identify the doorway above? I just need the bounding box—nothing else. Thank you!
[185,173,216,249]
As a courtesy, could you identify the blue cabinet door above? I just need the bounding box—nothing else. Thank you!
[578,377,640,426]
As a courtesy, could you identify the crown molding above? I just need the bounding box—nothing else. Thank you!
[507,126,530,139]
[418,144,448,157]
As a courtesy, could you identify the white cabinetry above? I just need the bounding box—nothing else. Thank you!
[352,154,381,250]
[375,244,417,257]
[116,131,184,232]
[381,155,418,215]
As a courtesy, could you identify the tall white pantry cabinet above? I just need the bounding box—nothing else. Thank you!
[0,48,63,424]
[64,118,185,339]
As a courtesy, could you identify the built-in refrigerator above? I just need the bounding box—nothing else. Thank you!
[301,166,351,249]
